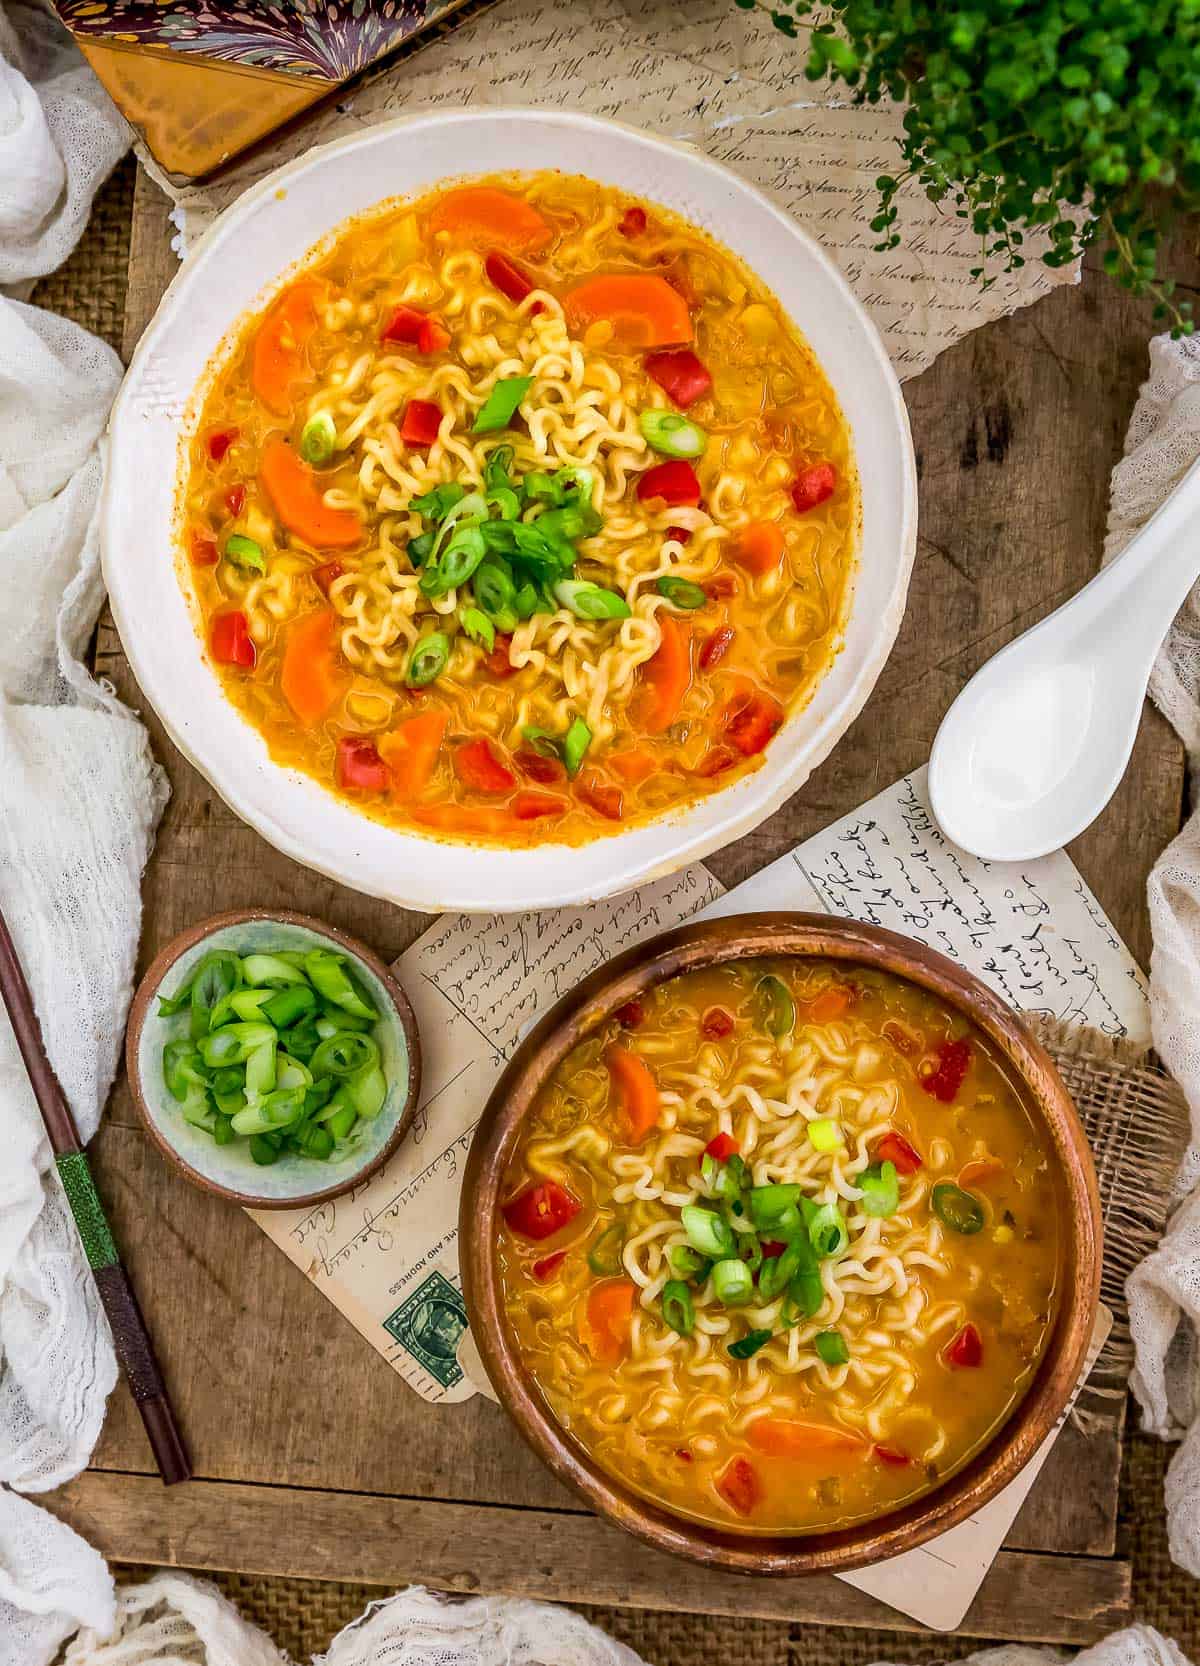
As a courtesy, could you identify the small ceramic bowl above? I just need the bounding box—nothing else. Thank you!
[126,908,420,1208]
[460,912,1102,1575]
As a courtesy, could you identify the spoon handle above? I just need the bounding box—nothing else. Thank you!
[1082,451,1200,644]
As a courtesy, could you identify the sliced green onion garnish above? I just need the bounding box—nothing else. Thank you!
[242,953,308,989]
[859,1159,900,1218]
[748,1183,802,1233]
[305,950,376,1019]
[473,375,533,434]
[587,1222,625,1276]
[261,985,316,1028]
[461,606,496,652]
[310,1031,380,1080]
[755,974,795,1040]
[474,559,518,625]
[408,531,435,567]
[931,1181,985,1235]
[805,1201,849,1259]
[656,575,707,610]
[249,1134,280,1165]
[681,1204,735,1259]
[411,481,466,523]
[711,1257,754,1306]
[639,410,708,459]
[704,1152,746,1202]
[347,1062,387,1119]
[667,1244,709,1280]
[244,1039,277,1097]
[522,726,562,760]
[224,533,266,574]
[554,579,632,621]
[561,718,591,777]
[294,1122,337,1158]
[406,630,451,687]
[299,410,337,466]
[728,1327,772,1360]
[807,1118,843,1153]
[783,1270,824,1323]
[662,1279,696,1337]
[814,1328,849,1366]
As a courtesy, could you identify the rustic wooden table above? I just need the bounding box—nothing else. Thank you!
[46,170,1191,1644]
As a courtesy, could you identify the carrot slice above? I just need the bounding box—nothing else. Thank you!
[609,748,657,785]
[581,1278,637,1365]
[734,520,785,576]
[747,1418,866,1460]
[959,1157,1004,1188]
[564,275,693,349]
[280,609,349,726]
[640,613,692,734]
[606,1044,659,1144]
[380,709,447,798]
[251,280,326,414]
[260,438,361,550]
[428,187,552,251]
[410,802,514,837]
[807,987,852,1023]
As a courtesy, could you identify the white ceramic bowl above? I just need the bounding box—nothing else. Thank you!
[104,108,916,914]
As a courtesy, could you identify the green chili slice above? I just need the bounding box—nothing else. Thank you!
[224,533,266,574]
[681,1204,735,1260]
[814,1329,850,1366]
[656,575,707,610]
[859,1159,900,1218]
[661,1279,696,1337]
[406,631,451,687]
[553,579,632,621]
[728,1328,772,1360]
[712,1257,754,1306]
[473,375,533,433]
[299,410,337,466]
[639,410,708,459]
[587,1222,625,1276]
[931,1181,985,1235]
[754,974,796,1041]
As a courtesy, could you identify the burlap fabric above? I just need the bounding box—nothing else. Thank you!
[46,159,1200,1663]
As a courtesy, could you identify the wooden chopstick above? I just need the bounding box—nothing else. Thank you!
[0,905,191,1486]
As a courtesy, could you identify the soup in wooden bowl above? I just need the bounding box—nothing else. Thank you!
[460,914,1101,1573]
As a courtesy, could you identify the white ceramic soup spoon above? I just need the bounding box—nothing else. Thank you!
[929,451,1200,862]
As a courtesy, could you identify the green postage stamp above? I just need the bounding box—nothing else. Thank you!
[384,1269,468,1391]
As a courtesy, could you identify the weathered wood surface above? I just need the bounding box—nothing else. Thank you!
[49,1472,1132,1644]
[74,166,1194,1635]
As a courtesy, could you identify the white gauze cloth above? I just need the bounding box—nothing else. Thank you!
[56,1574,1192,1666]
[0,6,167,1666]
[1122,330,1200,1576]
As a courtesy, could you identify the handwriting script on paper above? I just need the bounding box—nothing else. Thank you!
[157,0,1074,379]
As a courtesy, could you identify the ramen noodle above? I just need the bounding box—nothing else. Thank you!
[181,173,858,844]
[497,959,1059,1533]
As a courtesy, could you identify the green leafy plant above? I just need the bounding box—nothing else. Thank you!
[737,0,1200,333]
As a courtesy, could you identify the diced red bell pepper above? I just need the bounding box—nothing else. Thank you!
[618,206,647,237]
[577,773,623,821]
[514,746,564,784]
[513,790,567,821]
[418,317,451,355]
[699,625,735,671]
[484,634,516,678]
[531,1250,567,1282]
[645,348,712,409]
[791,461,836,513]
[210,610,255,669]
[455,737,516,795]
[190,529,219,566]
[401,399,443,448]
[705,1131,740,1161]
[615,998,645,1029]
[502,1180,582,1241]
[666,525,692,545]
[223,483,246,518]
[920,1037,972,1103]
[874,1443,912,1467]
[701,1007,736,1040]
[695,744,739,778]
[724,689,785,757]
[206,426,238,463]
[312,560,345,596]
[876,1131,923,1175]
[335,736,389,793]
[760,1240,786,1259]
[381,305,426,344]
[485,251,542,313]
[716,1455,761,1517]
[943,1321,983,1369]
[636,459,702,507]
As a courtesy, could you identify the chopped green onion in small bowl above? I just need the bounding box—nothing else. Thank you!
[126,910,420,1208]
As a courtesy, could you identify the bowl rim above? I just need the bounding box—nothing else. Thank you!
[125,907,422,1210]
[103,106,918,914]
[459,911,1103,1575]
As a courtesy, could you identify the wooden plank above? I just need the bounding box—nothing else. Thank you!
[48,1472,1131,1644]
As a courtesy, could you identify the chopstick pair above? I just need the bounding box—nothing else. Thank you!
[0,905,190,1486]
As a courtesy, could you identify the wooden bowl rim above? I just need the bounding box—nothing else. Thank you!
[459,910,1102,1576]
[125,907,422,1210]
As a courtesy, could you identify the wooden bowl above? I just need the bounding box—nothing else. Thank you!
[126,908,421,1209]
[459,912,1102,1575]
